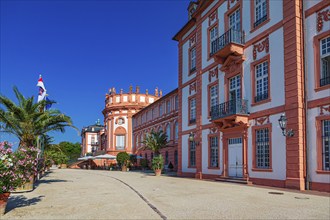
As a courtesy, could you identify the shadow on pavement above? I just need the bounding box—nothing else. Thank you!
[35,179,70,187]
[6,195,45,213]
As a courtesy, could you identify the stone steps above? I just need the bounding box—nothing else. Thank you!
[215,177,252,185]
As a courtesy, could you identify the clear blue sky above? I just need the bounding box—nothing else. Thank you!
[0,0,189,147]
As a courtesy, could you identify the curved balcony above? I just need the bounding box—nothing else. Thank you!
[210,99,249,129]
[210,28,245,64]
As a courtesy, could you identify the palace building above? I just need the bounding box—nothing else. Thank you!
[81,0,329,192]
[132,89,179,170]
[102,86,161,156]
[172,0,330,192]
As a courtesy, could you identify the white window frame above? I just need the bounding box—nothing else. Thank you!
[210,84,219,108]
[229,9,240,31]
[255,61,269,102]
[322,120,330,170]
[189,97,196,123]
[210,136,219,168]
[116,135,125,150]
[255,0,267,23]
[320,36,330,85]
[190,47,196,71]
[256,128,270,169]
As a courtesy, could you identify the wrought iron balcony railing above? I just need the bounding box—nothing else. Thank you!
[210,28,245,56]
[211,99,249,120]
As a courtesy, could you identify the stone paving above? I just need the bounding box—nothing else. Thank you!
[2,168,330,219]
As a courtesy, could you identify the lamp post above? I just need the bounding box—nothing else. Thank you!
[189,132,199,145]
[278,113,294,137]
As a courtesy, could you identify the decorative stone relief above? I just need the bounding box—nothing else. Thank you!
[209,10,218,26]
[320,105,330,115]
[317,9,330,32]
[189,82,197,95]
[189,34,196,48]
[208,67,219,82]
[227,0,238,10]
[255,116,269,126]
[209,127,218,134]
[220,55,245,74]
[253,37,269,60]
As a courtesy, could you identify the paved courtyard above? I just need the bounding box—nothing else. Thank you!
[3,168,330,219]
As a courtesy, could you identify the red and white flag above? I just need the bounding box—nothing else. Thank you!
[37,74,47,103]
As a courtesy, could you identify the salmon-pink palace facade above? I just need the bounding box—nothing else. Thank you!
[81,0,330,192]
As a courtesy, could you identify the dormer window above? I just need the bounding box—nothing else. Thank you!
[188,2,198,19]
[189,8,196,19]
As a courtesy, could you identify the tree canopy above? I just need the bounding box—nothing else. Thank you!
[139,130,168,156]
[0,86,76,147]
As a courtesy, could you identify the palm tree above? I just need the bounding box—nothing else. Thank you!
[139,130,168,156]
[0,86,76,148]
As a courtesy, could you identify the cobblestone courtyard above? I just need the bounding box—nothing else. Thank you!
[3,168,330,219]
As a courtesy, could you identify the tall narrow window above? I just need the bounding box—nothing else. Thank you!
[322,120,330,170]
[165,151,169,165]
[166,124,171,141]
[189,97,196,124]
[189,141,196,167]
[167,101,171,113]
[254,0,267,27]
[256,128,270,169]
[229,9,240,31]
[91,136,95,145]
[190,47,196,73]
[174,122,179,140]
[255,61,269,102]
[209,84,219,116]
[209,25,218,56]
[320,36,330,87]
[174,150,178,166]
[151,152,154,160]
[175,95,179,110]
[229,75,241,101]
[209,136,219,168]
[136,136,139,148]
[116,135,125,150]
[145,153,148,161]
[159,104,163,116]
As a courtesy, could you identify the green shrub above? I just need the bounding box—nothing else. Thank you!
[140,158,149,168]
[116,152,130,166]
[152,155,164,171]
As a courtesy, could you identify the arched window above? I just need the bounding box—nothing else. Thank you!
[114,127,126,150]
[166,123,171,140]
[174,121,178,140]
[174,150,178,165]
[175,95,179,110]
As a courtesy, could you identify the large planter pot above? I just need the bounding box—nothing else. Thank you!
[0,192,10,215]
[12,175,34,193]
[154,169,162,176]
[121,165,127,172]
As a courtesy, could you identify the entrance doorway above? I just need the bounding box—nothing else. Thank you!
[228,137,243,178]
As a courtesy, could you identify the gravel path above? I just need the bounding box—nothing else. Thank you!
[2,168,330,219]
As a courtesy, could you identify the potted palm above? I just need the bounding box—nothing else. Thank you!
[139,130,168,176]
[152,155,164,176]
